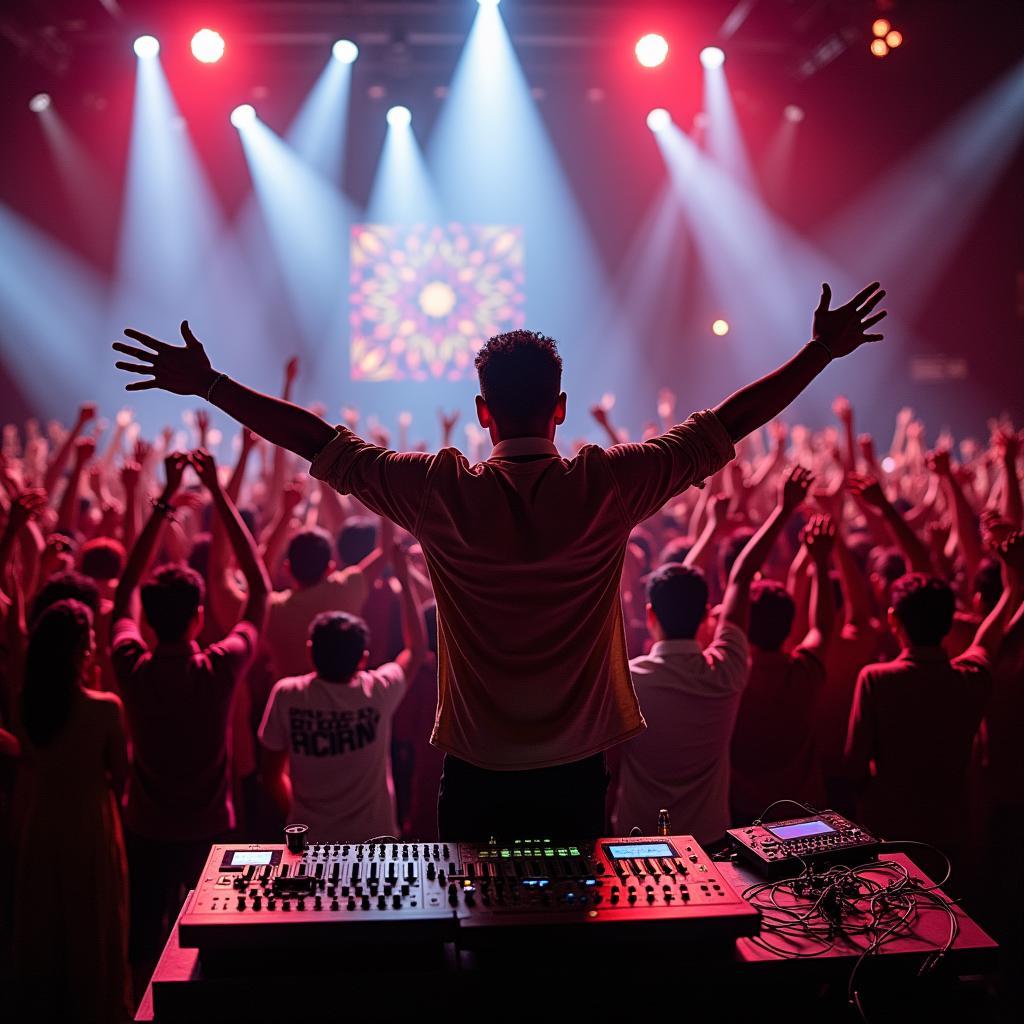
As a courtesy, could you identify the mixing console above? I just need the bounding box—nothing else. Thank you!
[179,836,759,951]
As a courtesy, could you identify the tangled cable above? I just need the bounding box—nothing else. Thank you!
[740,842,960,1022]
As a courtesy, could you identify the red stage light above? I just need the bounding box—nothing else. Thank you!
[191,28,225,64]
[870,38,889,58]
[886,30,903,48]
[635,34,669,68]
[872,19,891,38]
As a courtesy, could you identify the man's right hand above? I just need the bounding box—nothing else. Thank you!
[813,282,887,357]
[114,320,215,396]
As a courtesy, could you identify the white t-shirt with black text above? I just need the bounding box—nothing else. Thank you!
[258,664,406,842]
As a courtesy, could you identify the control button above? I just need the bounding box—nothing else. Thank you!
[392,894,402,910]
[361,895,371,910]
[236,896,246,911]
[347,898,356,911]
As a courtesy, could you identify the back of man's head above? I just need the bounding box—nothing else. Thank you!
[749,580,796,651]
[647,565,709,640]
[336,518,377,568]
[474,330,563,435]
[890,573,955,647]
[30,570,101,627]
[141,564,205,644]
[80,537,126,582]
[309,611,370,681]
[287,528,333,587]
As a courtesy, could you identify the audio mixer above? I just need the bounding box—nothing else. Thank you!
[178,835,759,952]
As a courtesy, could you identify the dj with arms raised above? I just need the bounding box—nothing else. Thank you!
[113,282,886,841]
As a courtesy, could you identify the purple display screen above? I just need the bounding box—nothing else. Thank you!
[767,820,835,841]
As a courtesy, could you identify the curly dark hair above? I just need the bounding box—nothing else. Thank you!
[474,330,563,431]
[890,573,954,646]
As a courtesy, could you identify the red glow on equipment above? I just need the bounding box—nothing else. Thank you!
[635,33,669,68]
[191,28,225,64]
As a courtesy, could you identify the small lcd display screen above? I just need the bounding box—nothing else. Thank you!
[230,851,274,866]
[767,820,835,841]
[606,843,677,859]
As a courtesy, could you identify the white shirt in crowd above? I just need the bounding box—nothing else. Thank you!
[612,621,750,844]
[258,663,406,842]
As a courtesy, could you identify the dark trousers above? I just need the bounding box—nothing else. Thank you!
[437,753,609,841]
[125,830,218,973]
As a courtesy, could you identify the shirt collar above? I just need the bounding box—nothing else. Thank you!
[650,638,703,657]
[898,646,950,663]
[489,436,560,460]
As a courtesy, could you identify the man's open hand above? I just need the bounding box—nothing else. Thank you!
[114,321,215,397]
[813,282,887,357]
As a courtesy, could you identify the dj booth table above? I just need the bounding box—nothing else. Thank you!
[136,852,997,1021]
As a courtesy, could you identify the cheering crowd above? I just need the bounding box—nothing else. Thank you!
[1,291,1022,1019]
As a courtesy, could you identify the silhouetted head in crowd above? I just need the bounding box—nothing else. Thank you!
[286,528,334,588]
[658,536,693,567]
[889,573,955,648]
[628,528,654,575]
[973,557,1003,615]
[720,528,755,587]
[869,546,908,612]
[188,533,212,579]
[336,518,377,568]
[474,330,565,441]
[22,599,94,747]
[748,580,796,652]
[646,565,709,641]
[30,570,100,627]
[141,564,205,644]
[80,537,125,584]
[308,611,370,682]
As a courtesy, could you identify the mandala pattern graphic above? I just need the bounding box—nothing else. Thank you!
[349,224,525,381]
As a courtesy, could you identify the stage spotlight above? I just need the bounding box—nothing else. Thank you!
[332,39,359,63]
[872,19,891,38]
[191,28,225,64]
[386,105,412,127]
[477,0,501,6]
[783,104,805,123]
[133,35,160,59]
[700,47,725,69]
[870,38,889,58]
[635,34,669,69]
[712,319,730,336]
[646,108,671,132]
[29,93,51,113]
[886,30,903,48]
[230,103,256,128]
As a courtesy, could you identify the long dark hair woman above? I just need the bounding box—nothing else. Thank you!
[10,598,132,1022]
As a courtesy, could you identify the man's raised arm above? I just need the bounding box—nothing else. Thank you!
[113,321,335,461]
[712,283,887,443]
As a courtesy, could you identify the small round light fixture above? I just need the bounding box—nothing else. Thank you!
[635,34,669,69]
[333,39,359,64]
[699,46,725,69]
[29,93,52,113]
[386,105,412,128]
[646,107,671,132]
[191,28,226,64]
[230,104,256,128]
[133,35,160,59]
